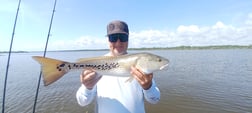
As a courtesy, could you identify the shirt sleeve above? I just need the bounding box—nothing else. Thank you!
[76,84,97,106]
[143,80,160,104]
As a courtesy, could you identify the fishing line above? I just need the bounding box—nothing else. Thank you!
[32,0,57,112]
[1,0,22,113]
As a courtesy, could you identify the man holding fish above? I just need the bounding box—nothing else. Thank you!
[33,20,168,113]
[76,20,162,113]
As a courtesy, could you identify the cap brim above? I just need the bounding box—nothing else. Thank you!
[106,32,129,36]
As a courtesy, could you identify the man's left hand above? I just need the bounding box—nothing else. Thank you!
[131,66,153,90]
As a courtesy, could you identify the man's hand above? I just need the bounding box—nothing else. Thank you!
[131,66,153,90]
[80,70,102,90]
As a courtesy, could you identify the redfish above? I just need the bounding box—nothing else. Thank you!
[33,52,169,86]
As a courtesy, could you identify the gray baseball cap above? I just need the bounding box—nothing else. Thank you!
[107,20,129,36]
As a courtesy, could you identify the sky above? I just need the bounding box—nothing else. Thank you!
[0,0,252,51]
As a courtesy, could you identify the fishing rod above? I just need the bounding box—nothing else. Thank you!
[32,0,57,112]
[2,0,22,113]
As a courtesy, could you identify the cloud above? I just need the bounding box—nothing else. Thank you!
[44,13,252,51]
[130,30,175,48]
[129,20,251,48]
[49,36,108,50]
[50,23,252,50]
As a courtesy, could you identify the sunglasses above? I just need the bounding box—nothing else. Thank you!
[108,34,128,42]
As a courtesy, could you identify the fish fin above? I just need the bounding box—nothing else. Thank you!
[125,76,134,83]
[32,56,68,86]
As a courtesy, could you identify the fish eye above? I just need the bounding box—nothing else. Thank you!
[158,58,162,62]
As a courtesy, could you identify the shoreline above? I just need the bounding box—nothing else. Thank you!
[0,45,252,53]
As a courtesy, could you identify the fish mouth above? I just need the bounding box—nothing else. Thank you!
[160,64,169,70]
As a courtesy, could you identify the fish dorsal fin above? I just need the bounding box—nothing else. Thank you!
[77,56,115,63]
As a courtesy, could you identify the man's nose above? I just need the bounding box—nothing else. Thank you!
[115,38,122,44]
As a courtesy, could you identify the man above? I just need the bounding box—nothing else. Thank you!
[76,20,160,113]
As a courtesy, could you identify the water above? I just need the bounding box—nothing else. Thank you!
[0,49,252,113]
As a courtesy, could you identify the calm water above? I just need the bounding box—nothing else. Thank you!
[0,49,252,113]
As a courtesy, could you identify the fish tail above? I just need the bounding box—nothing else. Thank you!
[32,56,68,86]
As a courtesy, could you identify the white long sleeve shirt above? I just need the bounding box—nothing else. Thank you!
[76,76,160,113]
[76,53,160,113]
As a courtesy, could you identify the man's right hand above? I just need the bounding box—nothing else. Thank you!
[80,70,102,90]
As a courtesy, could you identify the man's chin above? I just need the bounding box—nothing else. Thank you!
[113,50,127,56]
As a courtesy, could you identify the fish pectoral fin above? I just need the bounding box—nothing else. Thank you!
[125,76,134,83]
